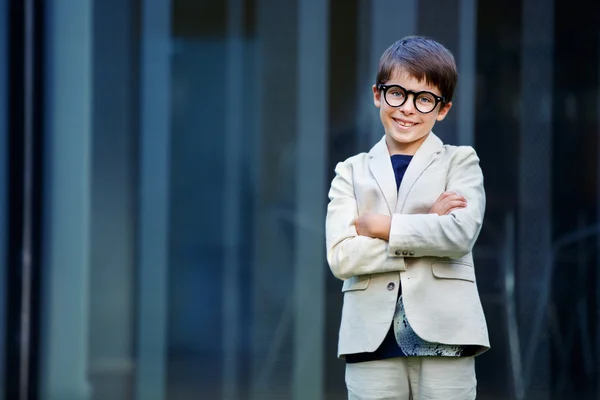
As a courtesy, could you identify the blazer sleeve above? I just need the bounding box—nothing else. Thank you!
[387,147,485,259]
[326,159,406,280]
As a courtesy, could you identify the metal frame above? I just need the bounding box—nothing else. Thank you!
[5,1,44,399]
[0,0,7,397]
[597,29,600,398]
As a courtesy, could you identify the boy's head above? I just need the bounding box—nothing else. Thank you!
[373,36,458,155]
[376,36,457,102]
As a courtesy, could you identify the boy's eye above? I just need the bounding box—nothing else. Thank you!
[417,94,434,103]
[389,90,404,98]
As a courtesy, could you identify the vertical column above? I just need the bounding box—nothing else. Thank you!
[364,0,417,145]
[0,0,6,397]
[6,0,46,397]
[41,0,93,399]
[518,0,554,398]
[503,213,525,399]
[596,29,600,399]
[292,1,329,399]
[135,0,171,399]
[252,0,298,397]
[88,1,136,398]
[354,0,372,151]
[222,0,243,398]
[457,0,477,146]
[417,0,459,143]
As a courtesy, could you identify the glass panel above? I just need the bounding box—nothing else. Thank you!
[41,1,137,399]
[37,0,600,399]
[166,1,331,398]
[87,1,138,397]
[168,3,229,397]
[135,0,170,399]
[41,1,94,399]
[472,1,600,398]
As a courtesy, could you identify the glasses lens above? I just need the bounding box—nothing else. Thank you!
[384,86,406,107]
[415,93,437,113]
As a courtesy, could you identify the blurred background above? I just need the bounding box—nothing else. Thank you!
[1,0,600,399]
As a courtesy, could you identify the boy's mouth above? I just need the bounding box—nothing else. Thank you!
[393,118,417,128]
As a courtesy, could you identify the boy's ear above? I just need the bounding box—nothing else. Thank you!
[372,85,381,108]
[436,102,452,121]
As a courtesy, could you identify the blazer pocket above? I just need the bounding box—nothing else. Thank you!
[341,274,371,292]
[432,261,475,282]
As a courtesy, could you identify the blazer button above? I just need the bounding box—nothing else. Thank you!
[395,250,402,256]
[402,250,409,256]
[408,251,415,256]
[387,282,395,291]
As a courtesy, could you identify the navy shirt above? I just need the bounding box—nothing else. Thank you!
[346,154,413,363]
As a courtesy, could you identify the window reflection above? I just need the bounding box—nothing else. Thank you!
[34,0,600,399]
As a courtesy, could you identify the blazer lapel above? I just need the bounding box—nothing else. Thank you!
[368,136,397,215]
[396,133,444,213]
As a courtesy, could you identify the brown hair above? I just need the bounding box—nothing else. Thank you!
[376,36,458,103]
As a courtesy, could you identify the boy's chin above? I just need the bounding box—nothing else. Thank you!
[387,131,429,144]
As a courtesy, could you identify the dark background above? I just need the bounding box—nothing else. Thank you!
[2,0,600,399]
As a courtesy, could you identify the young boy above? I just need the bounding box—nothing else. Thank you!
[325,36,490,399]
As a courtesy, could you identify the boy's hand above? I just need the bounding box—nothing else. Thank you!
[355,213,391,241]
[354,192,466,240]
[429,191,467,216]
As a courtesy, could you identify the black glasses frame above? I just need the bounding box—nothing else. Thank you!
[377,84,446,114]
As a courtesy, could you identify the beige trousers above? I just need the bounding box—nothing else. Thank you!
[345,356,477,400]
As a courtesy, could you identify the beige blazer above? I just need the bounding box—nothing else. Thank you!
[326,133,490,358]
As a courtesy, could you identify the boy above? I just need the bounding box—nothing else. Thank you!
[325,36,489,399]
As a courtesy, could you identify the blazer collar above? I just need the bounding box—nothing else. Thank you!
[368,136,397,215]
[368,133,444,214]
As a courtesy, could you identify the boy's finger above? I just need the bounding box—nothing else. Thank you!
[445,200,467,210]
[441,190,466,198]
[445,205,466,215]
[444,190,461,196]
[440,195,467,205]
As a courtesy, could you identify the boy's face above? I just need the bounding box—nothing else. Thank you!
[372,68,452,155]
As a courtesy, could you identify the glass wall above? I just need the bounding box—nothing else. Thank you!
[35,0,600,399]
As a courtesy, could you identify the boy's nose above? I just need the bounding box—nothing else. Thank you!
[398,96,416,114]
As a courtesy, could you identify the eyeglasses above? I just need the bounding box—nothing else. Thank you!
[377,84,446,114]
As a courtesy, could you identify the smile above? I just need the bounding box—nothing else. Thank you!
[393,118,417,128]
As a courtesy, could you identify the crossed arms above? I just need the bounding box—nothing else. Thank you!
[325,147,485,280]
